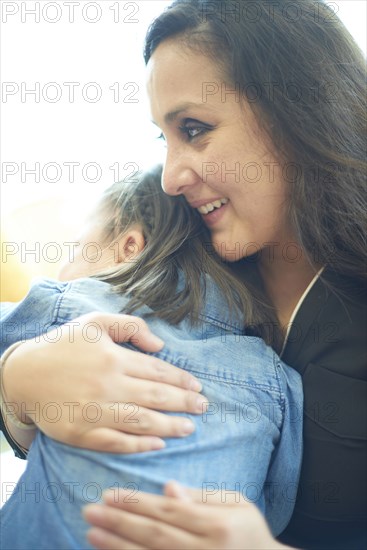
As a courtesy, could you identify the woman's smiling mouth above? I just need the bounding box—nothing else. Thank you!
[197,197,229,215]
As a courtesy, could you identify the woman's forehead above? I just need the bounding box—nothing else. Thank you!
[147,40,222,93]
[146,40,229,117]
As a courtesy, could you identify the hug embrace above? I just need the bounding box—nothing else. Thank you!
[1,1,366,549]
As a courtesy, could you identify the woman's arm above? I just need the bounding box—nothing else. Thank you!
[0,312,207,454]
[83,482,295,550]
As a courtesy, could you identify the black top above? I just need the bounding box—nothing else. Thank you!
[1,269,366,549]
[278,269,367,549]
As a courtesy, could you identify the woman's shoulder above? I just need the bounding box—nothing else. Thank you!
[282,268,366,379]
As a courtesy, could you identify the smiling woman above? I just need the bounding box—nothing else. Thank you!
[147,41,293,267]
[1,1,366,550]
[80,1,367,549]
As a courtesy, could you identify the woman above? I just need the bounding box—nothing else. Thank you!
[1,0,365,548]
[1,167,302,548]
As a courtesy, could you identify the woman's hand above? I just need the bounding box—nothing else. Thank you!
[2,313,207,453]
[83,481,292,550]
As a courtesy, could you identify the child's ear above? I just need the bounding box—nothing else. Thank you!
[115,227,145,264]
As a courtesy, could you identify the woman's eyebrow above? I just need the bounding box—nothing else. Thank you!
[151,103,214,127]
[164,104,194,123]
[160,103,212,125]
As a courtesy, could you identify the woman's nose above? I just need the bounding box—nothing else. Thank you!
[161,149,199,196]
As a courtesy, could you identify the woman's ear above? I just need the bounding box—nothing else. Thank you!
[115,226,145,264]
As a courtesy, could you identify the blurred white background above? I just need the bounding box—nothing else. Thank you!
[1,1,170,216]
[1,1,171,294]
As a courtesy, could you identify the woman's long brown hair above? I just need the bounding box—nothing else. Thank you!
[144,0,366,282]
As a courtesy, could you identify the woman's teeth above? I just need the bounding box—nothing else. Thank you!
[198,198,228,215]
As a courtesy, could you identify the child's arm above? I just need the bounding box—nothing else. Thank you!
[0,281,204,456]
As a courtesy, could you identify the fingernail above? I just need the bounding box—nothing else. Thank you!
[196,396,209,413]
[189,378,202,392]
[87,527,107,545]
[150,437,166,450]
[182,420,195,434]
[168,481,191,501]
[83,504,103,521]
[102,489,121,504]
[151,335,164,347]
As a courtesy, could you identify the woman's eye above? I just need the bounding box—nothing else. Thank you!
[179,124,209,141]
[156,122,211,145]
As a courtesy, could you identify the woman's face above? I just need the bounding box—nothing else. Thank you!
[147,40,292,262]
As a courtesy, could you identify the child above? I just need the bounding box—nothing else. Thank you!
[0,166,302,548]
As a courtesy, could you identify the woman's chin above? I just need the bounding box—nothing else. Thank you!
[210,239,245,263]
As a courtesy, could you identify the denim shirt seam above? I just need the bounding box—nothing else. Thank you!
[187,370,284,394]
[154,349,284,395]
[198,313,245,333]
[272,352,286,422]
[52,281,74,325]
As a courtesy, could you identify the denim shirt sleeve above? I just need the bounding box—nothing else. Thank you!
[0,276,304,547]
[264,358,304,535]
[0,278,68,355]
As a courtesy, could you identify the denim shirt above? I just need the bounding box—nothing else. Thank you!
[0,277,303,548]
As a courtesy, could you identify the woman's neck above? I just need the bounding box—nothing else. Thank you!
[258,248,321,330]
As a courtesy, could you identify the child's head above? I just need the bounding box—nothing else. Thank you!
[59,164,203,284]
[59,165,278,343]
[57,204,144,282]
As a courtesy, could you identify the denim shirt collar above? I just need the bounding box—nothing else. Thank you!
[176,270,245,333]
